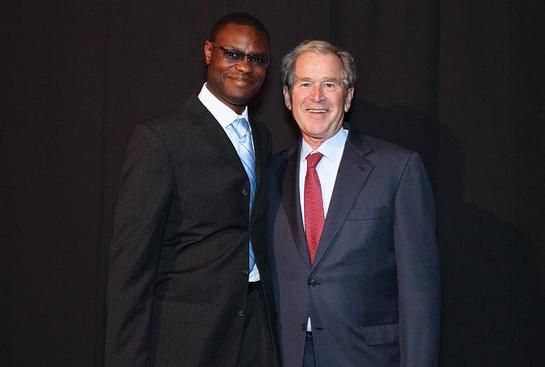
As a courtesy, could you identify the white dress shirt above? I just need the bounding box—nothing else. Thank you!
[299,127,348,225]
[298,127,348,331]
[198,83,260,282]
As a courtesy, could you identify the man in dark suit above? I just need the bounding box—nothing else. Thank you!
[268,40,441,367]
[105,13,278,367]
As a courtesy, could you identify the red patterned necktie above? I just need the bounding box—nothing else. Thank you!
[304,152,324,263]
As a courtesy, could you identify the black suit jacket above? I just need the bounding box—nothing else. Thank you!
[105,94,277,367]
[268,126,441,367]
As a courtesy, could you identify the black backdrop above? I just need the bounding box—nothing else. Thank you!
[4,1,545,366]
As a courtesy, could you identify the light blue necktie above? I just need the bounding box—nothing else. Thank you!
[231,117,257,272]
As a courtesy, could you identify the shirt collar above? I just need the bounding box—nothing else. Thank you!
[198,83,249,128]
[300,127,348,165]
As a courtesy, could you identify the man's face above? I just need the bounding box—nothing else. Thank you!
[204,23,269,114]
[283,52,354,149]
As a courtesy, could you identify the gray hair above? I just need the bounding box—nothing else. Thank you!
[281,40,356,90]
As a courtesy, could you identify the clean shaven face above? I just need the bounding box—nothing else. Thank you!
[283,51,354,149]
[204,23,269,114]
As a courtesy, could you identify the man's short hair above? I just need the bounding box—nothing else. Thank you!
[210,12,270,46]
[281,40,356,91]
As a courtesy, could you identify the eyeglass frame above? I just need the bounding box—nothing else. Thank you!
[209,41,271,68]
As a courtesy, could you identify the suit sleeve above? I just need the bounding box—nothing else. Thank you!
[394,153,441,367]
[105,123,173,367]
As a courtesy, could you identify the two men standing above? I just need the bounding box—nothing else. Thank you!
[105,13,440,367]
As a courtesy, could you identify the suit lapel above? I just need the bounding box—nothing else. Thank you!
[277,144,312,268]
[312,129,374,267]
[250,118,266,197]
[188,95,246,173]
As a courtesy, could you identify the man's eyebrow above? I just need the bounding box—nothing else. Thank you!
[222,45,268,55]
[293,76,342,84]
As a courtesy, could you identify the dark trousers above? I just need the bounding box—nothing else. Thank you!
[303,333,316,367]
[238,282,278,367]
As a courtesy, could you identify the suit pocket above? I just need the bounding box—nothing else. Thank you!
[155,275,213,304]
[346,206,387,221]
[361,322,399,345]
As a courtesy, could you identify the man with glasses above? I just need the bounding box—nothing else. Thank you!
[105,13,278,367]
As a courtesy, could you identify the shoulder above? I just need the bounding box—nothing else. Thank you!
[143,94,204,132]
[346,124,414,160]
[270,146,293,162]
[364,135,414,160]
[249,114,268,130]
[249,115,271,139]
[346,125,426,177]
[127,94,209,150]
[121,95,205,159]
[269,144,297,174]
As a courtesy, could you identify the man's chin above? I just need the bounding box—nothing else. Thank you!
[225,92,258,107]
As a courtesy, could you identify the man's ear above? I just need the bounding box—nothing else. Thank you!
[344,87,355,112]
[283,86,292,110]
[204,41,213,65]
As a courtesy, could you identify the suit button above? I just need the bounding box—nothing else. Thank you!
[241,187,249,196]
[308,278,317,287]
[241,268,249,276]
[237,309,245,318]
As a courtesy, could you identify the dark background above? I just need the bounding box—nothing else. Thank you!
[4,1,545,366]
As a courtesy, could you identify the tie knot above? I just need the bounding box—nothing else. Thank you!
[306,152,323,169]
[232,117,250,140]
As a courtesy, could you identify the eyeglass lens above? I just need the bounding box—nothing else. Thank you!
[212,42,269,67]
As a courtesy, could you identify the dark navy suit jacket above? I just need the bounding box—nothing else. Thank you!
[267,125,440,367]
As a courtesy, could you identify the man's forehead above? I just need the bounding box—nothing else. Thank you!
[296,51,343,66]
[215,24,268,43]
[294,53,343,80]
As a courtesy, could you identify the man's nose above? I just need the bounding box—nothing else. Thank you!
[310,85,324,101]
[235,57,253,72]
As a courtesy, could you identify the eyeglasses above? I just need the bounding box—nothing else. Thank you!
[210,42,270,68]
